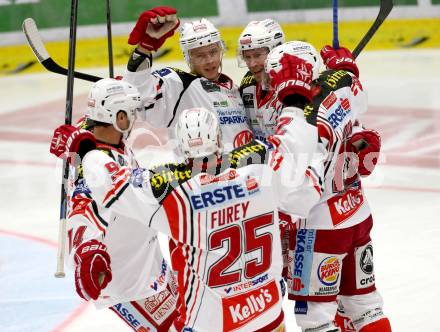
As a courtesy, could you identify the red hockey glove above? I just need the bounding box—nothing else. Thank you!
[348,129,381,177]
[320,45,359,78]
[74,240,112,301]
[50,124,96,164]
[128,7,180,52]
[268,53,314,104]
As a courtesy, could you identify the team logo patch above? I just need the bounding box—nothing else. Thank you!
[355,242,375,289]
[317,256,341,286]
[233,130,253,148]
[130,168,147,188]
[360,244,374,274]
[201,79,221,92]
[155,68,172,77]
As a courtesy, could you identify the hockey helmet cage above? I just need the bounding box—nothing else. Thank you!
[176,107,222,159]
[237,19,285,67]
[265,41,323,80]
[87,78,142,135]
[179,18,224,65]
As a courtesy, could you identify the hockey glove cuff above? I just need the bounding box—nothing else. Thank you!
[74,240,112,301]
[50,124,97,165]
[268,53,313,105]
[128,7,180,52]
[348,129,381,177]
[321,45,360,78]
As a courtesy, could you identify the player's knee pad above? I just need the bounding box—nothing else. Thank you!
[359,317,391,332]
[338,291,389,331]
[295,301,339,331]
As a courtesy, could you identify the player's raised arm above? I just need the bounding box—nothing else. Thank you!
[264,42,325,221]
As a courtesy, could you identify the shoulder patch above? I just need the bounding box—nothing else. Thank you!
[318,69,352,91]
[200,79,221,93]
[240,71,256,91]
[154,67,172,77]
[226,141,268,168]
[149,163,192,202]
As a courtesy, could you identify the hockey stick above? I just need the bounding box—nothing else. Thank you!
[54,0,80,278]
[22,18,101,82]
[352,0,393,58]
[23,18,172,83]
[105,0,114,78]
[332,0,340,49]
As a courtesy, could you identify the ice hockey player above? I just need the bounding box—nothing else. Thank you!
[124,6,253,153]
[237,19,285,144]
[49,78,179,331]
[265,42,391,332]
[48,64,323,330]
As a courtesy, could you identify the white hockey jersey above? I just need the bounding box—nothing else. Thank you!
[239,71,283,145]
[82,110,320,331]
[301,69,372,229]
[66,141,174,309]
[124,67,253,152]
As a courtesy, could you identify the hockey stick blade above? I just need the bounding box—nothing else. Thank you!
[22,18,102,82]
[352,0,393,58]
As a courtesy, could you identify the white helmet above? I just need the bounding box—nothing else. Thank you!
[265,41,323,80]
[179,18,224,65]
[176,107,222,159]
[87,78,142,135]
[237,19,285,67]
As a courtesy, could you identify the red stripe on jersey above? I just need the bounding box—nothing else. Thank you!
[318,118,334,147]
[269,151,284,171]
[102,168,130,205]
[68,194,92,218]
[85,206,106,233]
[187,213,203,322]
[162,194,180,241]
[173,189,188,244]
[183,244,192,294]
[171,244,188,326]
[306,169,322,195]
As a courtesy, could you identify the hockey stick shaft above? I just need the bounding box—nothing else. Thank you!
[55,0,79,278]
[105,0,114,78]
[332,0,339,49]
[352,0,393,58]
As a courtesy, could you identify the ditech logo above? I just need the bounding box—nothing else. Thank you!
[317,256,340,286]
